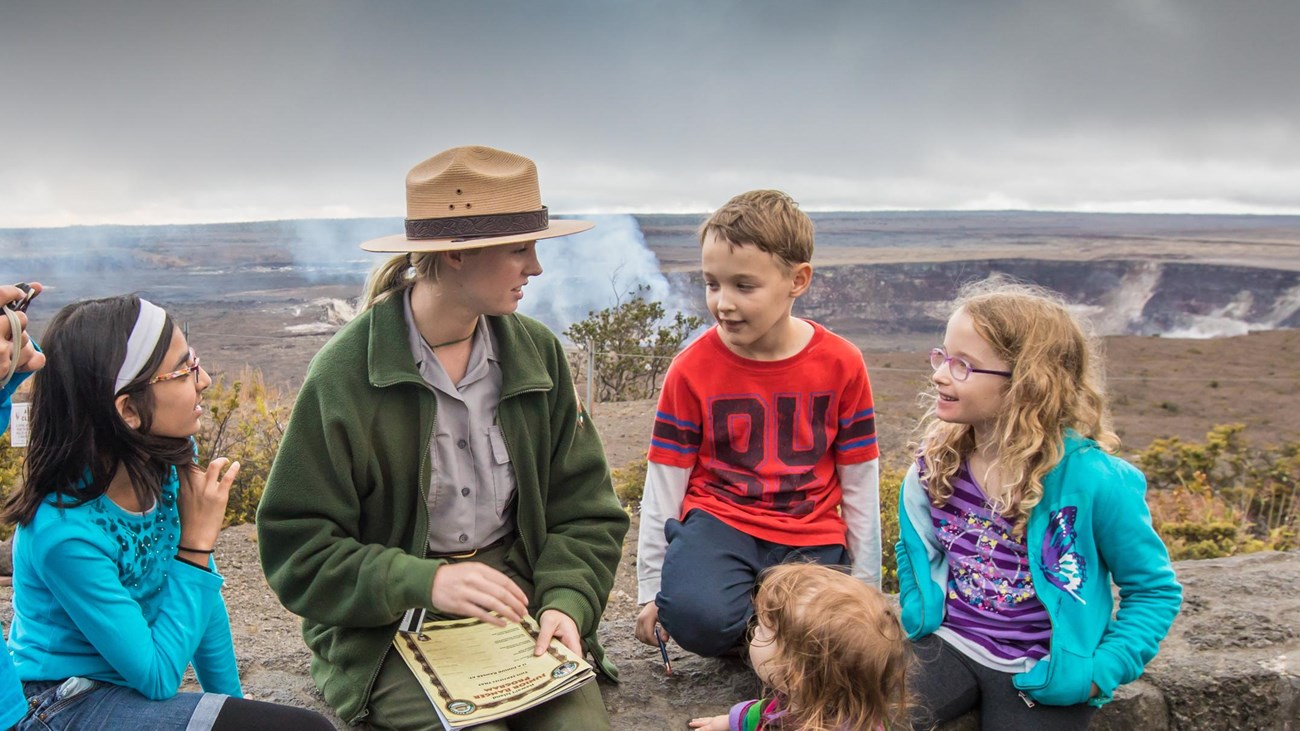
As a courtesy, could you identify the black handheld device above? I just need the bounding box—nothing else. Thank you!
[6,282,37,312]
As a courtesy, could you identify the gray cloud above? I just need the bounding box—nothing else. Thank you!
[2,0,1298,226]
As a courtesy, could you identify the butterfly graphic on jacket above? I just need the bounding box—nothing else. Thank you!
[1042,506,1088,604]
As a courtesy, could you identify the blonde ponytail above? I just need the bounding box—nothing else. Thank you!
[362,252,443,310]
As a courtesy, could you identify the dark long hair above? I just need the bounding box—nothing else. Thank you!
[3,295,195,525]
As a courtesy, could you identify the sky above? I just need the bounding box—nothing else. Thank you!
[2,0,1299,228]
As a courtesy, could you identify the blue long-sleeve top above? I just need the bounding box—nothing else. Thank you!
[8,467,242,700]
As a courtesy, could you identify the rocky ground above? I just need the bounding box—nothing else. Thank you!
[6,524,1296,730]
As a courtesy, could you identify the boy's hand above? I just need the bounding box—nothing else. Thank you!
[635,602,668,647]
[534,609,582,657]
[688,714,729,730]
[430,563,528,626]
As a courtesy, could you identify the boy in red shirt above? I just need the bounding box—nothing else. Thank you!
[634,190,882,657]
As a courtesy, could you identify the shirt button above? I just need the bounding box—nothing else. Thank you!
[457,439,468,449]
[459,533,469,543]
[461,487,471,497]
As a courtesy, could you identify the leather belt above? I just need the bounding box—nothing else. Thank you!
[426,535,509,560]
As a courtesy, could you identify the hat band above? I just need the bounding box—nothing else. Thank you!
[405,207,550,241]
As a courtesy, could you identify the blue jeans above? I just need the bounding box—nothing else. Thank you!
[657,509,851,657]
[18,678,227,731]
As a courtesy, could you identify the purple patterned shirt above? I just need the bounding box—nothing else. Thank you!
[928,462,1051,662]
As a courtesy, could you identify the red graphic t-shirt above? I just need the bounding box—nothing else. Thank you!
[648,322,879,546]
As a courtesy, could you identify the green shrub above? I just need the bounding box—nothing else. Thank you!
[0,437,22,541]
[1142,425,1300,558]
[879,465,905,594]
[1160,520,1238,544]
[193,368,292,527]
[564,287,704,402]
[611,458,647,506]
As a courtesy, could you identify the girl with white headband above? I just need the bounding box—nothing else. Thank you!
[2,294,335,730]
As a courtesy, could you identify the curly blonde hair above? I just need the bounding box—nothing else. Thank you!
[917,279,1118,538]
[751,563,911,731]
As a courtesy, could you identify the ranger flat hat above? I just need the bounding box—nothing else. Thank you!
[361,145,594,252]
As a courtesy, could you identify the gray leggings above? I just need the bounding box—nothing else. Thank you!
[909,634,1097,730]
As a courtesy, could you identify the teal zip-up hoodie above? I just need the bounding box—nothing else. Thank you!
[257,293,628,724]
[896,433,1181,707]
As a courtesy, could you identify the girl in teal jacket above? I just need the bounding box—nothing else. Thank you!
[895,281,1181,729]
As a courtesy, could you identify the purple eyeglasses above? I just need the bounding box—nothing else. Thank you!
[929,347,1012,382]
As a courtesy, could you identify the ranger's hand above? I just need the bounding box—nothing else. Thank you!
[534,609,581,657]
[430,563,528,626]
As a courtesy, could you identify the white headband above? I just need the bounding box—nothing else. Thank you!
[114,299,168,394]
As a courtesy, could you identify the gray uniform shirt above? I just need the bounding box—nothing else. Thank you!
[404,292,516,554]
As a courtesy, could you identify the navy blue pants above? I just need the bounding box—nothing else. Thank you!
[656,509,850,657]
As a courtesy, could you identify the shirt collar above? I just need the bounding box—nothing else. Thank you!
[403,291,499,389]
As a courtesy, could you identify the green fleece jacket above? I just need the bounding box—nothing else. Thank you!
[256,293,628,724]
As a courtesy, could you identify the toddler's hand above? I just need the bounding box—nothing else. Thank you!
[688,714,729,730]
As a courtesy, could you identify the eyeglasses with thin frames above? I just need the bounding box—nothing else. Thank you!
[148,349,201,386]
[929,347,1012,382]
